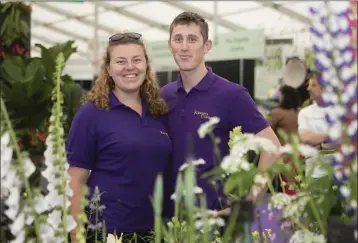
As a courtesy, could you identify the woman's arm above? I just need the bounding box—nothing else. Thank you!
[268,109,282,133]
[69,167,90,242]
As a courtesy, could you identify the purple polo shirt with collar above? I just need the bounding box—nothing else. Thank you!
[160,67,269,214]
[66,91,172,233]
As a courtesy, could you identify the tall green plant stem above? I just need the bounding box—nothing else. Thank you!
[53,53,69,243]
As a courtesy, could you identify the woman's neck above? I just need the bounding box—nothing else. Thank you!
[112,87,141,106]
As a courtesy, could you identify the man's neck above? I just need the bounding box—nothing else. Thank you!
[313,99,329,108]
[180,62,208,93]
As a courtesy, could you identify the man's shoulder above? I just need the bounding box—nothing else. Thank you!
[160,81,177,101]
[299,104,314,116]
[211,74,248,96]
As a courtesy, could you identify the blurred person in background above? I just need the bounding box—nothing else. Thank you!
[298,70,333,178]
[66,32,171,243]
[269,85,301,195]
[283,56,311,107]
[269,85,301,145]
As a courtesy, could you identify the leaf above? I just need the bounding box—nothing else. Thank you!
[153,174,163,215]
[265,162,292,178]
[224,173,241,195]
[24,58,42,82]
[305,176,338,222]
[20,20,29,38]
[2,56,24,82]
[201,166,225,179]
[1,3,12,13]
[224,168,258,197]
[35,44,55,82]
[48,40,77,62]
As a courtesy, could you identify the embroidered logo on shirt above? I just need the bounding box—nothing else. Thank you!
[193,110,212,120]
[160,131,169,137]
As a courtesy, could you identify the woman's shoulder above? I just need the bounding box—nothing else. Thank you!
[271,107,285,115]
[73,102,103,121]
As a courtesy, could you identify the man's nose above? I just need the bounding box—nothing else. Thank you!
[180,40,189,51]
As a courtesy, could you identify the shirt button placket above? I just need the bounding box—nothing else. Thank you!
[179,94,187,120]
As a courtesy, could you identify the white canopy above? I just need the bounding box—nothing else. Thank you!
[23,1,324,78]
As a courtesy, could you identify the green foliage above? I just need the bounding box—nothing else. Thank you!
[304,176,339,227]
[228,126,242,150]
[224,167,258,198]
[0,2,31,46]
[0,40,83,155]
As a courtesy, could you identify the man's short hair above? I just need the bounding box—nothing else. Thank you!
[169,11,209,42]
[306,70,321,81]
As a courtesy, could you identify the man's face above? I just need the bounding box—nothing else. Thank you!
[307,77,322,101]
[168,23,211,71]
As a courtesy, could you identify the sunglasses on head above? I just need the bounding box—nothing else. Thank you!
[109,32,142,42]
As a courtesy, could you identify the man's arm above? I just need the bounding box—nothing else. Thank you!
[217,88,281,215]
[247,126,281,202]
[298,129,328,146]
[297,107,329,146]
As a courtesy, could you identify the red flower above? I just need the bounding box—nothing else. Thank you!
[17,139,23,149]
[36,131,47,143]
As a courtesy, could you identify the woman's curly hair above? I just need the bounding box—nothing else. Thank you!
[84,33,168,118]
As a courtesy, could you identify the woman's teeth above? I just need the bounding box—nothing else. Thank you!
[124,74,137,78]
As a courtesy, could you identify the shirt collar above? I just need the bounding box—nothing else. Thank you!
[109,90,148,116]
[109,90,122,109]
[176,67,215,92]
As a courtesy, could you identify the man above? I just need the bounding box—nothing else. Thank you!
[298,71,333,178]
[160,12,280,216]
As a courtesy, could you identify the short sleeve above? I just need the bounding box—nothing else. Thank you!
[66,103,97,170]
[298,108,310,131]
[230,89,269,134]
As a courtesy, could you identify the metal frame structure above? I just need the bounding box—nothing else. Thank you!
[26,1,316,62]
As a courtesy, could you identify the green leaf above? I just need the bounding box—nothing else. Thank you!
[153,174,163,215]
[305,176,338,222]
[24,58,42,82]
[265,162,292,178]
[224,173,241,195]
[2,56,24,82]
[20,20,29,38]
[224,167,258,197]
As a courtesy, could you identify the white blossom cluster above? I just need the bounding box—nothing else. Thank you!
[268,193,293,211]
[1,132,36,243]
[39,132,77,240]
[198,116,220,138]
[289,230,326,243]
[268,192,311,219]
[221,134,277,174]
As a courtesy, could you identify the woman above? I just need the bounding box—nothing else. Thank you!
[269,85,301,195]
[67,32,172,243]
[269,85,301,143]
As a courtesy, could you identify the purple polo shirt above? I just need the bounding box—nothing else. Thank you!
[160,68,268,213]
[66,91,172,233]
